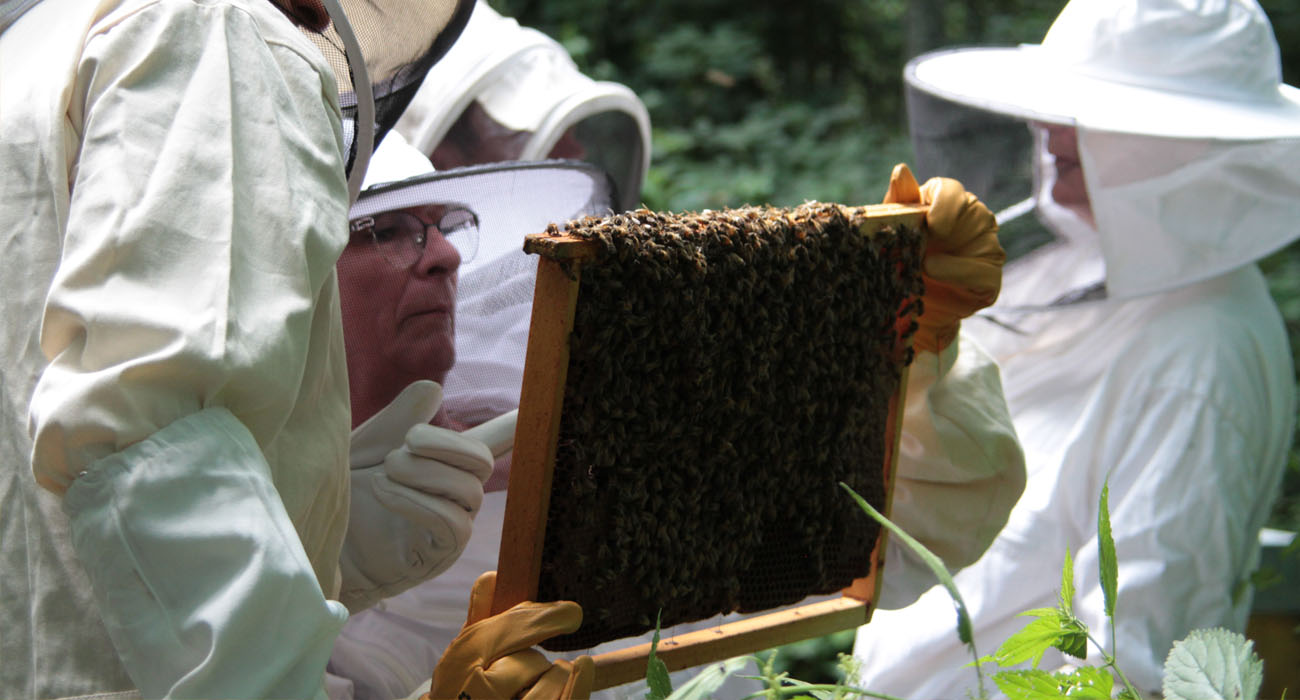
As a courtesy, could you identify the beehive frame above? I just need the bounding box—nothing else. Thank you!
[494,203,928,690]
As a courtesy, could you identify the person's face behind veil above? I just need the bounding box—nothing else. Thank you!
[1041,123,1095,227]
[339,202,462,427]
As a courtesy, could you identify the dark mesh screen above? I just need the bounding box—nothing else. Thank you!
[561,110,645,212]
[303,0,475,179]
[904,78,1054,261]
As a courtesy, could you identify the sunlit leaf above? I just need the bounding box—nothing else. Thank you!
[646,612,673,700]
[1059,548,1076,616]
[666,657,749,700]
[994,667,1115,700]
[840,484,974,647]
[992,670,1064,700]
[988,613,1064,668]
[1162,628,1263,700]
[1058,666,1113,698]
[1097,483,1118,620]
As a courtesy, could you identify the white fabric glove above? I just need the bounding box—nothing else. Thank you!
[340,381,494,612]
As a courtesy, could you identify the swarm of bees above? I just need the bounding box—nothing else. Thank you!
[533,203,925,651]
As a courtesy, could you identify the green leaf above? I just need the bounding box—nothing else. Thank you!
[988,613,1065,668]
[994,667,1115,700]
[1059,548,1076,616]
[1019,607,1064,618]
[1162,628,1263,700]
[1059,666,1113,698]
[1097,483,1118,620]
[666,657,750,700]
[992,670,1066,700]
[646,612,674,700]
[1054,616,1088,661]
[839,484,974,646]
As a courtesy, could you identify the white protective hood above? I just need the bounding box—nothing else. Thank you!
[394,1,650,212]
[905,0,1300,301]
[1078,128,1300,298]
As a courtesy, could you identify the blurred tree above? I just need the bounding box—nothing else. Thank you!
[483,0,1300,533]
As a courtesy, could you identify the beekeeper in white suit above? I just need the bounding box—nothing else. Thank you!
[853,0,1300,696]
[0,0,600,695]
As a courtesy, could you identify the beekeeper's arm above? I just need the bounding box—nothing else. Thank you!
[29,3,350,697]
[877,165,1027,609]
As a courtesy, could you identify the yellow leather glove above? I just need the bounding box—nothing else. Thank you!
[424,572,594,700]
[884,163,1005,354]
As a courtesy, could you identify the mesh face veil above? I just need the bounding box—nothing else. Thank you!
[394,2,651,212]
[302,0,475,202]
[338,160,616,427]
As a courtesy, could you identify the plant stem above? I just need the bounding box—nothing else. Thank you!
[738,683,909,700]
[1085,630,1142,699]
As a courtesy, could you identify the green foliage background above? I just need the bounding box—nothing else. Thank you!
[486,0,1300,682]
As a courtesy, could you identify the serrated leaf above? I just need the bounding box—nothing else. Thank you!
[994,667,1115,700]
[992,670,1064,700]
[840,483,974,647]
[1055,616,1088,661]
[1019,607,1064,619]
[989,613,1065,668]
[1097,483,1118,620]
[646,612,673,700]
[1162,628,1263,700]
[1059,548,1076,616]
[666,657,749,700]
[1021,601,1089,663]
[1058,666,1113,698]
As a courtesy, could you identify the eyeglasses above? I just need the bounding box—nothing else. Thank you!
[349,206,479,269]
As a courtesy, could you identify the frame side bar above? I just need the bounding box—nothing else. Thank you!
[493,255,583,615]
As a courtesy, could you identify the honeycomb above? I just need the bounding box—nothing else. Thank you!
[531,203,925,651]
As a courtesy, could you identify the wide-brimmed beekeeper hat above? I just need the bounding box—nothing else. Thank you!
[907,0,1300,140]
[904,0,1300,303]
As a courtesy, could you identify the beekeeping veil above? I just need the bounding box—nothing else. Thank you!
[342,134,616,426]
[296,0,476,203]
[904,0,1300,303]
[393,1,650,212]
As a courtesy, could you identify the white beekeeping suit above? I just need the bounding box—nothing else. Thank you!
[0,0,473,696]
[853,0,1300,696]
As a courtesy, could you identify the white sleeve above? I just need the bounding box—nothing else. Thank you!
[30,0,349,493]
[64,408,347,699]
[878,331,1026,609]
[28,0,350,695]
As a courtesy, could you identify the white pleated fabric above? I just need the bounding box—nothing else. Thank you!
[856,1,1299,695]
[2,0,352,695]
[855,258,1293,699]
